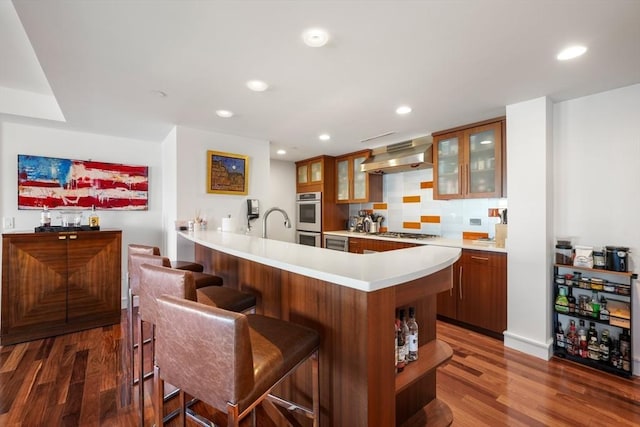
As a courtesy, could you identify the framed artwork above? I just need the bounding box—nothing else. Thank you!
[207,150,248,195]
[17,154,149,210]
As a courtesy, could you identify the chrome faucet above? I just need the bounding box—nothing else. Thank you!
[262,207,292,239]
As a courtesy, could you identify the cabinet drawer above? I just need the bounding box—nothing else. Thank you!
[461,249,505,268]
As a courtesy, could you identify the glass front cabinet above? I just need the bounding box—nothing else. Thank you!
[336,150,382,204]
[433,118,504,200]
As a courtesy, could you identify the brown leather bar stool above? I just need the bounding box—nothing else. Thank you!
[128,243,204,272]
[154,295,320,427]
[137,264,257,426]
[128,252,228,398]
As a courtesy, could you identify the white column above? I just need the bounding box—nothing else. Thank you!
[503,97,554,359]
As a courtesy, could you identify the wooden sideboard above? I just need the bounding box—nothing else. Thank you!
[1,230,122,346]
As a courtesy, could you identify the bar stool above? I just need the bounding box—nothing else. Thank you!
[128,243,204,272]
[137,264,257,426]
[127,252,225,389]
[154,295,320,427]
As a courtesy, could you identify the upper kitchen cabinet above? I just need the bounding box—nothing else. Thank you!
[296,156,328,192]
[432,118,505,200]
[336,150,382,204]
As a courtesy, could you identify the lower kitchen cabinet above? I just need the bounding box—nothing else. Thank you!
[437,249,507,337]
[349,237,417,254]
[1,230,122,345]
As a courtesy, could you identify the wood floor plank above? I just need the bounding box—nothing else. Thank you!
[0,310,638,426]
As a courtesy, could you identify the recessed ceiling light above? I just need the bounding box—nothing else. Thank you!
[152,90,168,98]
[303,28,329,47]
[246,80,269,92]
[396,105,412,115]
[215,110,234,118]
[557,45,587,61]
[276,149,286,155]
[318,133,331,141]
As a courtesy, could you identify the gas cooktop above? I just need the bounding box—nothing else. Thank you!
[374,232,439,240]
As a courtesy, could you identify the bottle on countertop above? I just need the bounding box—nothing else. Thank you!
[407,307,419,361]
[89,205,100,228]
[40,205,51,227]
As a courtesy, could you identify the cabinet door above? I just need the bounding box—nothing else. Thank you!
[310,159,323,183]
[297,163,309,185]
[1,234,67,336]
[336,158,350,201]
[465,121,503,197]
[437,259,461,319]
[352,155,367,201]
[434,133,462,199]
[457,251,506,334]
[66,232,121,324]
[349,237,363,254]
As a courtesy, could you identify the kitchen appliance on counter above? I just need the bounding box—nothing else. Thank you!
[296,192,321,247]
[606,246,630,272]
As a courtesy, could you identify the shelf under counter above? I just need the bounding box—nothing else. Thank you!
[396,339,453,393]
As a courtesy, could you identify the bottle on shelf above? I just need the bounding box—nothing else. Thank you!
[554,287,569,313]
[610,339,621,369]
[89,205,100,228]
[399,309,410,365]
[40,205,51,227]
[599,297,610,321]
[566,320,578,356]
[396,310,406,372]
[590,291,600,319]
[620,329,631,372]
[395,311,400,373]
[587,322,600,361]
[599,329,610,363]
[407,307,419,361]
[555,322,565,349]
[567,287,576,314]
[578,320,588,358]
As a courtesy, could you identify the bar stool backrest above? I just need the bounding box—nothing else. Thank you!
[155,295,255,410]
[138,264,197,324]
[129,253,171,295]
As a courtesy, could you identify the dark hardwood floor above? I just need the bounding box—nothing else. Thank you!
[0,310,638,426]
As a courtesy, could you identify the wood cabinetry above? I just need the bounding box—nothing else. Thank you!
[349,237,417,254]
[296,156,326,192]
[436,249,507,337]
[433,117,505,200]
[1,230,122,345]
[336,150,382,203]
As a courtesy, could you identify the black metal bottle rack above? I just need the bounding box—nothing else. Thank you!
[552,264,636,378]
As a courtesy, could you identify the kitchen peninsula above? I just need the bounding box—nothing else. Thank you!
[180,230,460,426]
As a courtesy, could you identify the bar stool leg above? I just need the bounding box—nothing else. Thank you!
[311,351,320,427]
[138,313,145,426]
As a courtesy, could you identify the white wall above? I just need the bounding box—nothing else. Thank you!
[503,97,554,359]
[169,126,272,261]
[0,121,164,308]
[553,83,640,372]
[268,159,296,242]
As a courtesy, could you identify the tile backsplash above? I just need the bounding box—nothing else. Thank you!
[349,169,508,238]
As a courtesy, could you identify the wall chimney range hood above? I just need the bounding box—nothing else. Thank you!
[360,136,433,174]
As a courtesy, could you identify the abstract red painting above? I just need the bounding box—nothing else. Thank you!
[18,155,148,210]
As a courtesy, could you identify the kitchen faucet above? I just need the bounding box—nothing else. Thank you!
[262,207,291,239]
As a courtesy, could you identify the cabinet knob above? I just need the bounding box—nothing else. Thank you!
[69,234,78,240]
[58,235,67,240]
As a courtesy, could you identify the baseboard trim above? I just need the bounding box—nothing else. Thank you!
[503,330,553,360]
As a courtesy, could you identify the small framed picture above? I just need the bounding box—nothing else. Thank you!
[207,151,249,195]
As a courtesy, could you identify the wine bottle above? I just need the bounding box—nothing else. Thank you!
[89,205,100,228]
[407,307,419,361]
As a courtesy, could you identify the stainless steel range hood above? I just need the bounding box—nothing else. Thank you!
[360,136,433,174]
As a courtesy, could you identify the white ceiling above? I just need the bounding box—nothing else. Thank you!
[2,0,639,161]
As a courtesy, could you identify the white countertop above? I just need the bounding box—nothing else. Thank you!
[179,230,461,292]
[323,230,508,254]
